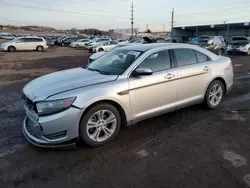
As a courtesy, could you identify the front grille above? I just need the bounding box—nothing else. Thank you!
[23,94,37,112]
[25,117,42,138]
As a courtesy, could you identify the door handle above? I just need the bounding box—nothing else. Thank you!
[203,66,210,71]
[165,73,175,79]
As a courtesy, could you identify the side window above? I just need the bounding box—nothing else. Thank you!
[16,38,24,43]
[137,50,171,72]
[195,50,209,63]
[174,49,197,67]
[23,38,33,43]
[110,41,118,44]
[36,38,43,42]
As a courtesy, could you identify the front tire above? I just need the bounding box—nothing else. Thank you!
[79,103,121,147]
[75,44,79,48]
[8,46,16,52]
[204,80,225,109]
[98,48,104,52]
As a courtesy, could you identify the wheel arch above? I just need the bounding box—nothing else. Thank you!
[8,45,16,51]
[79,99,128,128]
[205,77,227,96]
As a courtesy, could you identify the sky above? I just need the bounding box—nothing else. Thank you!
[0,0,250,31]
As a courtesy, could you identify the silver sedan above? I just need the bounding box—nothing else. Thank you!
[22,43,233,148]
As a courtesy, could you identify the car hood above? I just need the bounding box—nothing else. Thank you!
[23,67,118,101]
[89,51,107,60]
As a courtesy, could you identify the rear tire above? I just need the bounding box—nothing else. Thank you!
[227,51,232,55]
[8,46,16,52]
[79,103,121,147]
[98,48,104,52]
[61,43,65,46]
[75,44,79,48]
[204,80,225,109]
[36,46,44,52]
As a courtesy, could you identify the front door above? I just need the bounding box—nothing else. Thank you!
[129,50,178,122]
[172,48,212,108]
[14,38,26,51]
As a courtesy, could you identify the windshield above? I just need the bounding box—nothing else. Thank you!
[87,48,142,75]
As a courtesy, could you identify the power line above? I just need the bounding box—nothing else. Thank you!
[49,0,130,10]
[29,0,128,14]
[0,0,130,20]
[1,0,170,25]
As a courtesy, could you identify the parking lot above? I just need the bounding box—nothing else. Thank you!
[1,44,250,188]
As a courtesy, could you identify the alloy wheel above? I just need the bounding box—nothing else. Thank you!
[208,84,223,106]
[86,110,117,142]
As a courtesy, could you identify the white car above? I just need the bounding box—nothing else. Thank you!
[91,41,118,53]
[227,36,250,55]
[88,43,132,63]
[87,38,111,46]
[69,39,90,48]
[0,37,48,52]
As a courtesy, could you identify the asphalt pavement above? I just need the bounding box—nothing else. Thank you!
[0,48,250,188]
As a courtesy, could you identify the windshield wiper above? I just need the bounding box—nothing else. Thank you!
[87,68,107,75]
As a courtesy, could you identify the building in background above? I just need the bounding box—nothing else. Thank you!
[173,21,250,43]
[110,28,139,35]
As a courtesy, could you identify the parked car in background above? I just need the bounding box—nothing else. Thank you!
[90,41,119,53]
[88,43,131,64]
[60,37,79,46]
[54,36,67,45]
[70,39,90,48]
[0,36,48,52]
[0,33,16,40]
[43,36,55,46]
[189,36,226,55]
[130,37,156,44]
[117,39,129,43]
[85,38,111,47]
[227,36,250,55]
[22,43,233,148]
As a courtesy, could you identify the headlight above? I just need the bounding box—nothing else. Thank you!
[36,97,76,115]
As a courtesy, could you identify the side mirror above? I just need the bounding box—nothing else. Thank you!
[132,68,153,77]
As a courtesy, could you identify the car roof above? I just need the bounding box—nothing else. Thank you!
[119,43,219,59]
[18,36,44,38]
[119,43,181,52]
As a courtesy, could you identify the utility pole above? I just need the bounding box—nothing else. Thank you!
[162,25,165,32]
[171,8,174,39]
[131,2,134,38]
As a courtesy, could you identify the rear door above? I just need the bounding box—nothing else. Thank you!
[172,48,212,109]
[23,38,35,50]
